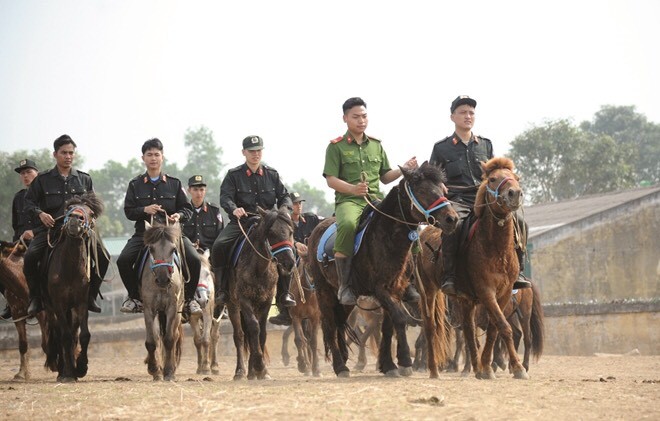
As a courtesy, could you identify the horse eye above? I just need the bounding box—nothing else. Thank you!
[489,177,496,183]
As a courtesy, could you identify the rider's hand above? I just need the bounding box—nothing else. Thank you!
[22,230,34,241]
[39,212,55,228]
[402,156,418,171]
[295,242,308,256]
[354,181,369,196]
[168,213,181,223]
[233,207,247,219]
[144,204,163,215]
[441,183,449,195]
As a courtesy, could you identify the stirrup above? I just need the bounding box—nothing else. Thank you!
[120,297,143,313]
[337,286,357,306]
[268,311,292,326]
[440,279,457,297]
[513,273,532,290]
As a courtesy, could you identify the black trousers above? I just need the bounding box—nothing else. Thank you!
[117,233,200,301]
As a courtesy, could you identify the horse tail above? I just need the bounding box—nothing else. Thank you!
[530,282,545,361]
[431,292,450,368]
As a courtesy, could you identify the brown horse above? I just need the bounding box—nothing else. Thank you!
[0,241,48,381]
[287,257,322,377]
[140,221,185,381]
[307,162,458,377]
[227,206,296,380]
[44,193,104,382]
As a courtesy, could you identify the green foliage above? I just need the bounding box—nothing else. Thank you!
[287,179,334,218]
[181,126,225,205]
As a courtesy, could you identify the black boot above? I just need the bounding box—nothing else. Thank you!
[403,281,421,303]
[88,275,102,313]
[268,303,292,326]
[277,274,296,307]
[214,266,228,307]
[440,231,459,296]
[335,256,357,305]
[27,274,43,317]
[0,304,11,320]
[513,248,532,290]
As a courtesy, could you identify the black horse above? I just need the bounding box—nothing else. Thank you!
[307,162,458,377]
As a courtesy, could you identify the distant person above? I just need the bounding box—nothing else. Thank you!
[117,138,203,316]
[1,159,39,319]
[268,191,324,326]
[23,135,109,316]
[429,95,531,296]
[323,97,420,305]
[211,136,293,319]
[182,175,224,252]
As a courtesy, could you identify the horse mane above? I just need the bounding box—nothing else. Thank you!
[256,207,294,238]
[143,224,181,245]
[65,192,104,218]
[406,161,447,186]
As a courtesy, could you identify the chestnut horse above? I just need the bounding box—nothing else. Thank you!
[307,162,458,377]
[0,241,48,381]
[44,193,104,382]
[227,206,296,380]
[418,157,529,380]
[140,221,185,381]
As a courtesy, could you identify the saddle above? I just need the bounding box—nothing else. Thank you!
[316,207,376,264]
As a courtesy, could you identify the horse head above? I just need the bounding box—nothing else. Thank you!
[62,193,104,239]
[256,206,296,276]
[144,221,182,288]
[475,157,523,220]
[400,161,458,233]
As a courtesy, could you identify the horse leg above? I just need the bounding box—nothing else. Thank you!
[292,317,310,375]
[13,320,29,381]
[162,309,181,381]
[75,307,90,379]
[56,309,77,382]
[227,304,246,380]
[239,301,263,380]
[190,315,203,373]
[482,294,529,380]
[210,318,220,375]
[422,293,440,377]
[256,307,271,380]
[378,292,413,377]
[376,311,398,376]
[143,309,162,381]
[520,308,532,372]
[281,325,293,366]
[200,310,212,375]
[310,317,321,377]
[459,303,480,378]
[319,292,350,377]
[476,321,498,380]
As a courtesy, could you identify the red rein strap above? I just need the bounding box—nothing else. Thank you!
[427,196,448,209]
[270,240,294,250]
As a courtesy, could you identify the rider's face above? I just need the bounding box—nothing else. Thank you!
[343,106,368,137]
[53,143,75,170]
[142,148,164,172]
[242,149,263,168]
[450,105,476,132]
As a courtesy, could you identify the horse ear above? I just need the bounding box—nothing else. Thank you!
[257,206,267,218]
[480,161,488,175]
[145,221,152,230]
[399,165,413,180]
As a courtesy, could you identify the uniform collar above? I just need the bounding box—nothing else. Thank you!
[244,163,264,177]
[48,166,79,178]
[344,131,370,145]
[451,132,479,145]
[143,173,167,183]
[192,201,208,212]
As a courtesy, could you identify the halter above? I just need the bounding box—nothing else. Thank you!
[150,250,180,274]
[269,240,295,257]
[486,176,513,202]
[63,205,92,235]
[404,180,450,226]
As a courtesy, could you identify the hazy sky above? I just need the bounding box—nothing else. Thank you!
[1,0,658,199]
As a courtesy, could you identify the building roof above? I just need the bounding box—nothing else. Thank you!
[524,185,660,238]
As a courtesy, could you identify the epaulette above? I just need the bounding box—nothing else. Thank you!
[475,135,492,144]
[76,169,90,176]
[227,165,244,173]
[163,173,180,181]
[262,165,279,173]
[366,135,382,143]
[329,136,343,144]
[434,135,453,146]
[207,202,220,209]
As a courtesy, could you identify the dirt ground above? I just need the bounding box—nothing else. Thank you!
[0,329,658,421]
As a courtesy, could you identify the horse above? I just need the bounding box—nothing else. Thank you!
[140,221,185,381]
[43,193,104,382]
[419,156,530,380]
[188,249,221,375]
[307,161,458,377]
[227,206,296,380]
[346,297,383,372]
[0,241,48,381]
[287,256,322,376]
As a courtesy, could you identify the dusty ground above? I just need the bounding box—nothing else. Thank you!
[0,329,658,421]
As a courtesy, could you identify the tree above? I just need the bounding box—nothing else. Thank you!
[581,105,660,185]
[181,126,225,205]
[287,179,334,218]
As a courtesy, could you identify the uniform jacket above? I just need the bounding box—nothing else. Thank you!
[124,173,193,234]
[220,163,291,222]
[182,201,223,251]
[24,167,94,232]
[12,188,35,241]
[293,212,322,244]
[430,133,493,206]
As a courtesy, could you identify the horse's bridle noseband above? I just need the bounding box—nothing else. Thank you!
[63,205,92,237]
[269,240,295,258]
[404,180,450,226]
[486,176,514,203]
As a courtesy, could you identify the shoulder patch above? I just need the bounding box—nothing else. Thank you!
[330,136,343,144]
[228,165,243,173]
[476,135,492,144]
[434,136,453,146]
[76,169,90,176]
[164,173,180,181]
[367,135,382,143]
[207,202,220,209]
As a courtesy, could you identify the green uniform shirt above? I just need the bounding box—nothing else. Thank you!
[323,131,392,205]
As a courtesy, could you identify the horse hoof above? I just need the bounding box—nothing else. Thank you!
[12,374,27,382]
[211,369,220,375]
[197,369,211,375]
[385,369,400,378]
[337,370,350,378]
[353,364,366,372]
[233,375,246,381]
[313,372,322,378]
[513,370,530,380]
[58,376,76,383]
[460,371,470,378]
[153,375,163,381]
[399,366,413,377]
[476,371,496,380]
[164,375,176,382]
[260,373,272,380]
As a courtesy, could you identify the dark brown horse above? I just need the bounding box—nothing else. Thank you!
[227,206,296,380]
[307,162,458,377]
[44,193,104,382]
[287,257,322,376]
[0,241,48,381]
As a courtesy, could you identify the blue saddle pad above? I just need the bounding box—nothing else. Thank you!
[316,211,373,263]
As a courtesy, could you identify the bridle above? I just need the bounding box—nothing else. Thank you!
[238,213,295,263]
[63,205,92,237]
[404,180,451,226]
